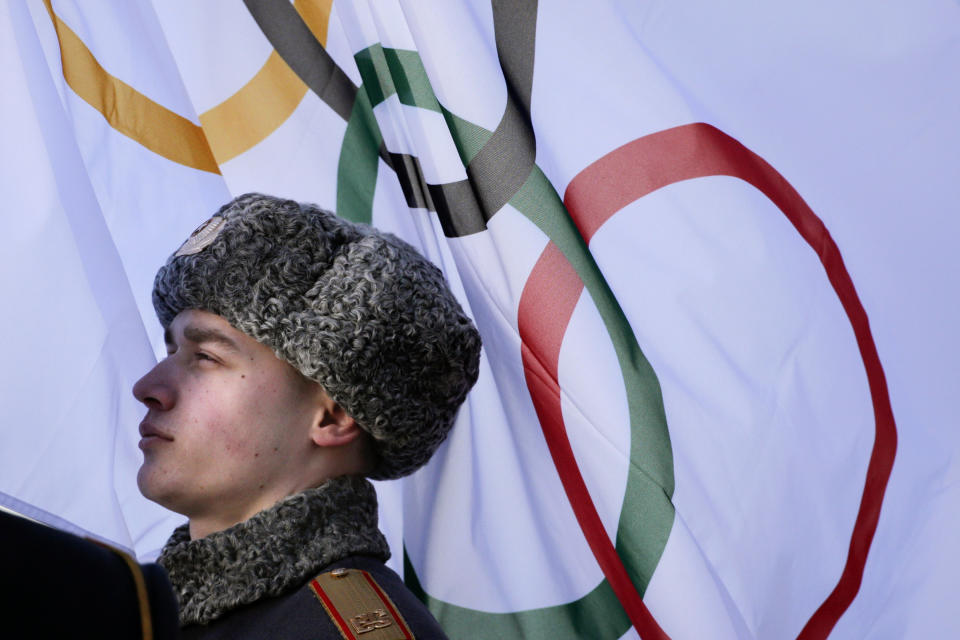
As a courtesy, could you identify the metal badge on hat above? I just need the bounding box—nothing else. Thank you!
[175,216,226,257]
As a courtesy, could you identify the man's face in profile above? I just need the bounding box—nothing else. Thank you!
[133,309,325,527]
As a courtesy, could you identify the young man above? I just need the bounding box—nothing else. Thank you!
[134,193,481,639]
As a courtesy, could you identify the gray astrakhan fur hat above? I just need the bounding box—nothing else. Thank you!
[152,193,481,480]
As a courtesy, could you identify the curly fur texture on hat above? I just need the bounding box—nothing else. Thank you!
[152,193,481,479]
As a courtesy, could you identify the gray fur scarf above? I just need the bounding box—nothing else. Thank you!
[158,475,390,626]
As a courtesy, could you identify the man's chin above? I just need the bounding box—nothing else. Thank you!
[137,464,176,509]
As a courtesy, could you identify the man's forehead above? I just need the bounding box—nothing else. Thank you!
[165,311,245,353]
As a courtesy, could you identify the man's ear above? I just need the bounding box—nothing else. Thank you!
[309,394,362,447]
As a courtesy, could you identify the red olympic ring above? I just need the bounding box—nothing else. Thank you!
[518,122,896,639]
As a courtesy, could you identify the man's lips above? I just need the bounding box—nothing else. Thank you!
[139,421,173,446]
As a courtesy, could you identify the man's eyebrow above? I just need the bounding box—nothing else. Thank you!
[169,324,243,353]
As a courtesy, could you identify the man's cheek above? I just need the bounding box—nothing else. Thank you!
[205,419,261,458]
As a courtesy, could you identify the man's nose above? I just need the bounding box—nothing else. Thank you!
[132,360,175,411]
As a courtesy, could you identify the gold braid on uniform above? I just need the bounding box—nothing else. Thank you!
[158,475,389,626]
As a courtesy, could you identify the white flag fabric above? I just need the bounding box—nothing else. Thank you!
[2,1,958,638]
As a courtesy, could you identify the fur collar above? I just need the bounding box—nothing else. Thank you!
[158,475,390,626]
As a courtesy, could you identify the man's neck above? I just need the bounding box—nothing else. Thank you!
[184,477,331,539]
[188,518,230,540]
[186,494,282,539]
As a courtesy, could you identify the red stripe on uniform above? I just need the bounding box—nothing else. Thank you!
[360,571,413,640]
[310,579,358,640]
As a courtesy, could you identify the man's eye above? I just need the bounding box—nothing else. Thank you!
[195,352,216,362]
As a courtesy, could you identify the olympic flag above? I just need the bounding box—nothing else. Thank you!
[2,1,958,638]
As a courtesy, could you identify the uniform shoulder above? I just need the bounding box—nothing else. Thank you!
[181,558,449,640]
[310,558,449,640]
